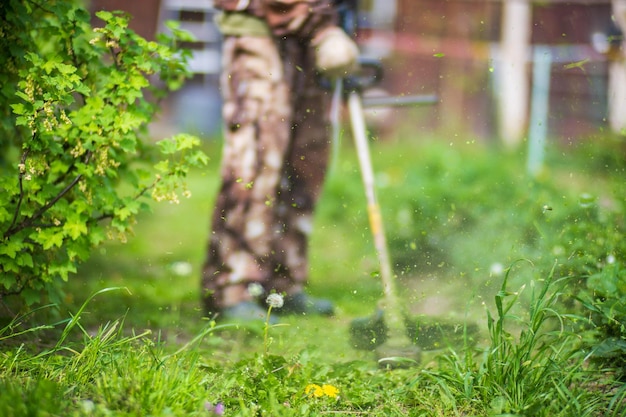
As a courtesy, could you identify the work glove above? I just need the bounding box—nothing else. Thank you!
[312,26,359,78]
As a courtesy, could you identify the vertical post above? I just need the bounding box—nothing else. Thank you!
[369,0,396,30]
[609,0,626,133]
[527,46,552,176]
[499,0,532,147]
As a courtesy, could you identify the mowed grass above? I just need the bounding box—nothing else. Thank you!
[61,137,386,363]
[2,133,625,416]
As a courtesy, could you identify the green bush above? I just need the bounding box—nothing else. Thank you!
[580,261,626,376]
[0,1,208,308]
[550,139,626,373]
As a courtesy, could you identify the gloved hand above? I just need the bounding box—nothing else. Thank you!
[312,26,359,78]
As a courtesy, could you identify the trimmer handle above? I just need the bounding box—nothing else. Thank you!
[318,56,383,92]
[346,57,383,91]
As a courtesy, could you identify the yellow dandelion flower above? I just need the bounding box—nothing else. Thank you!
[305,383,339,399]
[321,384,339,398]
[305,384,324,398]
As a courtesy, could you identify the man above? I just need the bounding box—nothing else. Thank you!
[202,0,359,321]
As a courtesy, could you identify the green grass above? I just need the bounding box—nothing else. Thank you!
[1,134,625,416]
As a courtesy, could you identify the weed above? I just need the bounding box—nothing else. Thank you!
[0,291,222,416]
[264,293,285,355]
[420,263,607,416]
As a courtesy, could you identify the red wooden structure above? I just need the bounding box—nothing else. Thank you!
[383,0,613,141]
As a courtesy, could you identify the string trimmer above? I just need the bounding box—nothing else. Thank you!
[346,88,420,367]
[331,0,437,368]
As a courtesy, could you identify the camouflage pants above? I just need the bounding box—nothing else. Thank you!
[202,35,331,312]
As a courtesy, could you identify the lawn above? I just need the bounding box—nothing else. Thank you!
[1,131,625,416]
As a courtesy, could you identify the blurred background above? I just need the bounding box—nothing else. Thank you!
[89,0,626,145]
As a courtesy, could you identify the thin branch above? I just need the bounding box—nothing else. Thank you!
[30,223,61,229]
[4,175,82,239]
[134,174,161,200]
[3,151,92,240]
[95,174,162,222]
[0,297,17,317]
[0,275,25,302]
[4,150,30,237]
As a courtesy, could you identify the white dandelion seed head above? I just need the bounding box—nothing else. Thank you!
[247,283,264,298]
[489,262,504,277]
[170,261,192,276]
[266,293,284,309]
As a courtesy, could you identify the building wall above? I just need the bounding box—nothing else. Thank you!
[89,0,162,40]
[85,0,616,141]
[390,0,613,141]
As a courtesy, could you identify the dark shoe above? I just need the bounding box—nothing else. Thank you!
[280,292,334,316]
[221,301,277,324]
[349,309,388,350]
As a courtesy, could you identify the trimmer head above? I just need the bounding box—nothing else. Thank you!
[349,309,388,350]
[349,310,421,369]
[350,311,479,368]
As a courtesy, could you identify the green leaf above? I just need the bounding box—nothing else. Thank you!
[21,288,42,306]
[117,111,143,133]
[0,240,22,259]
[17,252,34,268]
[64,219,88,240]
[10,103,27,115]
[15,90,31,102]
[119,137,137,153]
[48,262,77,282]
[0,272,16,289]
[157,138,178,155]
[74,83,91,96]
[174,133,201,150]
[0,258,19,274]
[89,226,107,246]
[38,230,65,250]
[116,207,131,221]
[188,150,210,166]
[67,240,91,261]
[154,160,170,173]
[95,10,113,22]
[0,206,12,222]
